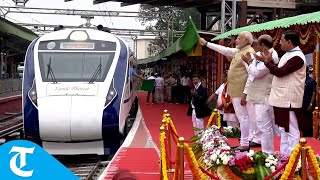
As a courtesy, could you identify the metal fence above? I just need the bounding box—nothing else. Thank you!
[0,79,22,94]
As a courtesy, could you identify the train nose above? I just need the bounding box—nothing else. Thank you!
[38,96,72,141]
[70,96,105,141]
[38,96,105,142]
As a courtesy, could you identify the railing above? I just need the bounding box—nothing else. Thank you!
[0,79,22,94]
[160,109,320,180]
[159,110,220,180]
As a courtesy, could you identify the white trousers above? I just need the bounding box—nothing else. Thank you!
[224,113,239,128]
[232,97,250,146]
[247,101,260,144]
[192,109,204,135]
[279,111,300,154]
[155,86,164,103]
[255,103,274,154]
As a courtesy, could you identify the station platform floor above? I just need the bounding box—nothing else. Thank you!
[98,92,320,180]
[0,91,21,99]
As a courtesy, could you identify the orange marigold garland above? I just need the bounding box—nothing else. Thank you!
[207,111,215,128]
[280,144,301,180]
[306,146,320,179]
[173,142,182,180]
[168,118,179,143]
[160,131,169,180]
[184,143,207,180]
[216,111,221,127]
[207,110,221,127]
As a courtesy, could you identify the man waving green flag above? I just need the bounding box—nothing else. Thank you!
[179,16,200,54]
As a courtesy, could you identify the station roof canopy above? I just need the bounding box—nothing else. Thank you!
[212,11,320,41]
[0,16,38,61]
[0,16,37,42]
[68,0,220,10]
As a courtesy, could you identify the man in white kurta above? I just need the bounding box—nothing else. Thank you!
[243,35,279,154]
[199,31,255,151]
[256,31,306,154]
[242,41,260,148]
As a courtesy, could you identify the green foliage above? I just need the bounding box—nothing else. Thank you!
[191,142,202,156]
[221,127,241,138]
[189,135,200,142]
[189,135,202,156]
[138,5,200,51]
[254,165,272,180]
[252,151,269,166]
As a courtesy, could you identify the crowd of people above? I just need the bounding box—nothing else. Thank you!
[138,30,316,155]
[143,71,203,105]
[198,30,317,154]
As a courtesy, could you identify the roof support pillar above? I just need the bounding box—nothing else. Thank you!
[200,10,207,30]
[238,1,248,27]
[221,0,225,34]
[232,0,236,30]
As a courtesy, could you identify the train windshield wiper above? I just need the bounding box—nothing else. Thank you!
[47,57,57,83]
[89,58,102,83]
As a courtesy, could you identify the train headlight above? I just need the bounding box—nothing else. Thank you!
[105,79,117,107]
[28,79,38,106]
[70,31,88,41]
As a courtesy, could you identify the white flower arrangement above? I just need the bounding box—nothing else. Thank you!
[223,126,233,132]
[203,147,233,167]
[247,150,255,159]
[199,125,228,150]
[199,125,232,168]
[265,154,279,172]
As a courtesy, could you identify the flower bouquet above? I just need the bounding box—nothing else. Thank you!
[190,125,240,157]
[190,125,320,180]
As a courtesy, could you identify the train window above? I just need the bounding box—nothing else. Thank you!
[38,52,114,82]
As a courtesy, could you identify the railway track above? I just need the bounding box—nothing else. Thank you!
[56,155,111,180]
[0,113,23,144]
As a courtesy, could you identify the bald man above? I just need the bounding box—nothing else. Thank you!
[199,31,255,151]
[242,34,280,154]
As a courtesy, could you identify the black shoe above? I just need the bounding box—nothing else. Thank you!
[234,146,250,152]
[230,145,239,149]
[249,141,261,147]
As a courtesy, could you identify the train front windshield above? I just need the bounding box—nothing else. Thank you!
[38,52,115,82]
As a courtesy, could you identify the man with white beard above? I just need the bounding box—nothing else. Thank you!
[199,31,255,151]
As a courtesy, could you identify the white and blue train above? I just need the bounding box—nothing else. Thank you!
[22,28,138,155]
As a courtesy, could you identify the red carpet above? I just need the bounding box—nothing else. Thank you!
[138,92,320,154]
[102,147,160,180]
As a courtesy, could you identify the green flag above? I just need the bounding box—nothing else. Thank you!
[179,16,200,54]
[140,79,155,91]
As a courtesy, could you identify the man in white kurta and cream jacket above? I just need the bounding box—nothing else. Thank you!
[199,31,255,151]
[242,34,279,154]
[255,31,306,154]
